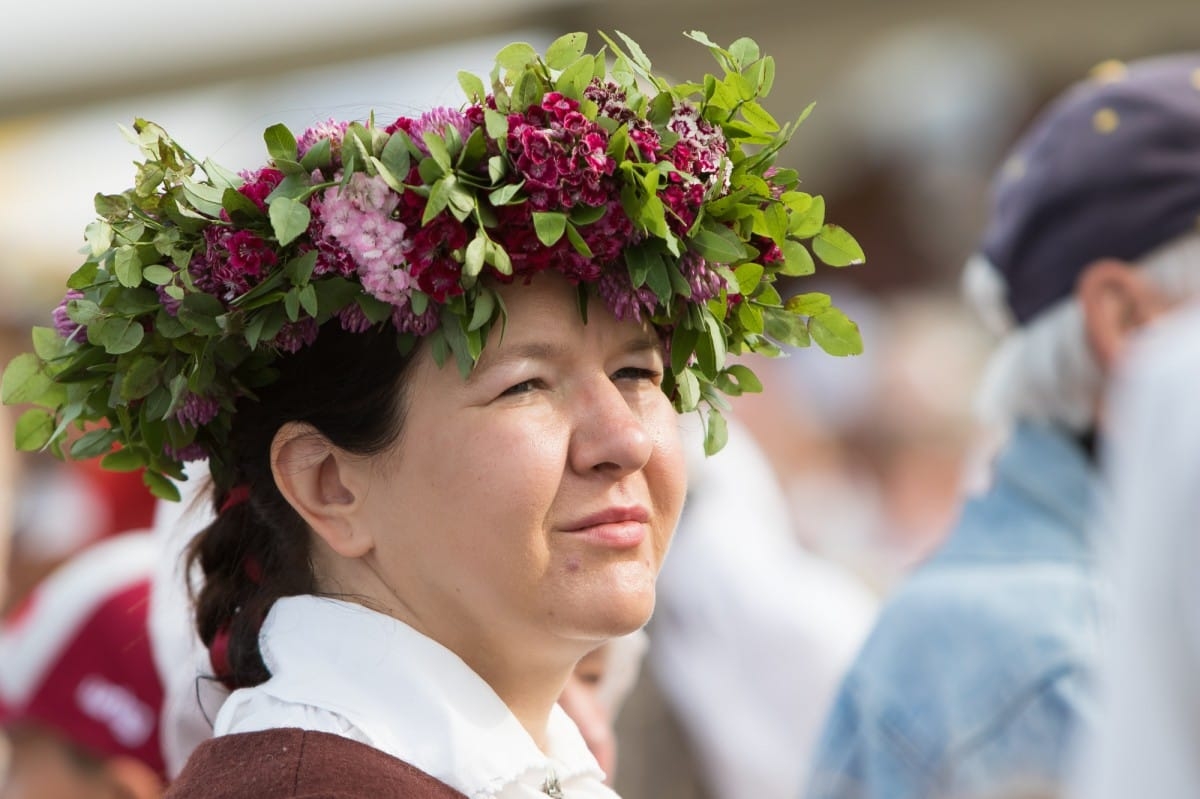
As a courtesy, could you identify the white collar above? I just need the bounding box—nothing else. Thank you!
[215,596,609,797]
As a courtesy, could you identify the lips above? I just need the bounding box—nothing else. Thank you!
[561,505,650,549]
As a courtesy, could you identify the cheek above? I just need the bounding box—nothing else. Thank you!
[646,405,688,532]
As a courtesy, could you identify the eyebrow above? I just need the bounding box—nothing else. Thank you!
[471,334,661,378]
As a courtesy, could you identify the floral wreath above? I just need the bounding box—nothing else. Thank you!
[2,31,864,500]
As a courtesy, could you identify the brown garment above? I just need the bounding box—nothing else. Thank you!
[165,728,467,798]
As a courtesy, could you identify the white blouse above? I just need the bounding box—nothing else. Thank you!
[214,595,617,799]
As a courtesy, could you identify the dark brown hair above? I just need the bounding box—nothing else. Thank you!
[187,324,417,688]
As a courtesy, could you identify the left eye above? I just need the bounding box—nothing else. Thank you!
[500,378,543,397]
[612,367,660,383]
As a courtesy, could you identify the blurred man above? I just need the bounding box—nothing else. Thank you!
[0,532,166,799]
[805,53,1200,799]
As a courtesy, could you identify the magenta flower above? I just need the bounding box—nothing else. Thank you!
[174,393,220,428]
[52,289,86,340]
[274,319,319,353]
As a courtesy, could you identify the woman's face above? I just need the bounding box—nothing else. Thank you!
[356,271,687,665]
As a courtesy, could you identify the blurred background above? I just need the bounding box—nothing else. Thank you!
[0,1,1195,796]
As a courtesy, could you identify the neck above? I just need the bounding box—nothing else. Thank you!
[462,645,579,751]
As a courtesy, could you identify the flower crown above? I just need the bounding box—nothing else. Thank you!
[2,31,863,500]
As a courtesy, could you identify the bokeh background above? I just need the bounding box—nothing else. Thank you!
[1,1,1195,796]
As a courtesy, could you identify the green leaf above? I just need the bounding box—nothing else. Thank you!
[488,182,524,206]
[724,363,763,393]
[728,37,761,69]
[734,262,764,295]
[142,264,175,285]
[284,288,300,322]
[487,241,513,276]
[31,327,65,361]
[546,32,588,69]
[100,446,145,472]
[468,288,496,331]
[264,123,298,163]
[564,223,593,258]
[284,250,318,286]
[702,407,729,455]
[14,408,55,451]
[178,293,225,336]
[89,316,145,355]
[495,41,538,71]
[120,356,160,400]
[458,70,487,102]
[143,470,181,502]
[95,192,131,220]
[812,224,866,267]
[809,308,863,356]
[299,137,332,172]
[269,196,311,246]
[3,355,52,405]
[85,221,114,258]
[690,223,747,264]
[677,367,701,411]
[487,155,507,184]
[789,194,825,238]
[423,132,453,172]
[784,292,831,316]
[67,261,100,291]
[763,306,811,348]
[484,109,509,143]
[71,427,118,459]
[533,211,567,246]
[670,323,699,376]
[113,246,143,287]
[511,69,542,112]
[380,132,412,183]
[555,54,595,99]
[779,240,815,277]
[181,178,226,217]
[298,283,318,317]
[464,235,486,279]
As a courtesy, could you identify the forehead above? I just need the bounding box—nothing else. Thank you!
[478,276,660,362]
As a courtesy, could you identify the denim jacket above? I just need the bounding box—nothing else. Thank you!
[804,423,1106,799]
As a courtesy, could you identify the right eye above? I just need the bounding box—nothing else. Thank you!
[500,378,543,397]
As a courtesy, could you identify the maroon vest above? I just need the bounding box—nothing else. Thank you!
[165,728,467,798]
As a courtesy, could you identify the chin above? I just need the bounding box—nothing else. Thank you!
[562,564,659,639]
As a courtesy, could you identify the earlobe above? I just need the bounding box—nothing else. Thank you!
[270,422,374,558]
[1077,258,1167,372]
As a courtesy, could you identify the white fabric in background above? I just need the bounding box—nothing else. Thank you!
[1069,304,1200,799]
[650,416,879,799]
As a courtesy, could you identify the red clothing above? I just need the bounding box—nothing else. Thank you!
[166,728,466,798]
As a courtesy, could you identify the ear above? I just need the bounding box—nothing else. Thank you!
[1077,258,1170,372]
[270,421,375,559]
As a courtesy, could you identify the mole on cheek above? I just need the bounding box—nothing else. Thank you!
[564,556,581,573]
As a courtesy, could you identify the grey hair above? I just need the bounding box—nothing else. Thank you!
[965,230,1200,431]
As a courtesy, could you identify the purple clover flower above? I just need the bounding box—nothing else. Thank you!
[52,289,86,340]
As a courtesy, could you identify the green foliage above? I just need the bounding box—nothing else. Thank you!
[3,30,865,495]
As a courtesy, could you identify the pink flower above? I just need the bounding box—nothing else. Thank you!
[165,442,208,463]
[297,119,350,164]
[337,303,374,333]
[193,227,278,303]
[237,167,285,212]
[274,318,318,353]
[406,107,475,153]
[52,289,86,340]
[596,269,657,323]
[174,393,220,428]
[392,298,438,336]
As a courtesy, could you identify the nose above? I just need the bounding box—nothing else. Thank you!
[568,378,654,478]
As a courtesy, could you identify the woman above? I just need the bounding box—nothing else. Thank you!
[4,31,862,797]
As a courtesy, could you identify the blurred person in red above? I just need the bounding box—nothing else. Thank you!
[5,454,157,615]
[0,532,166,799]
